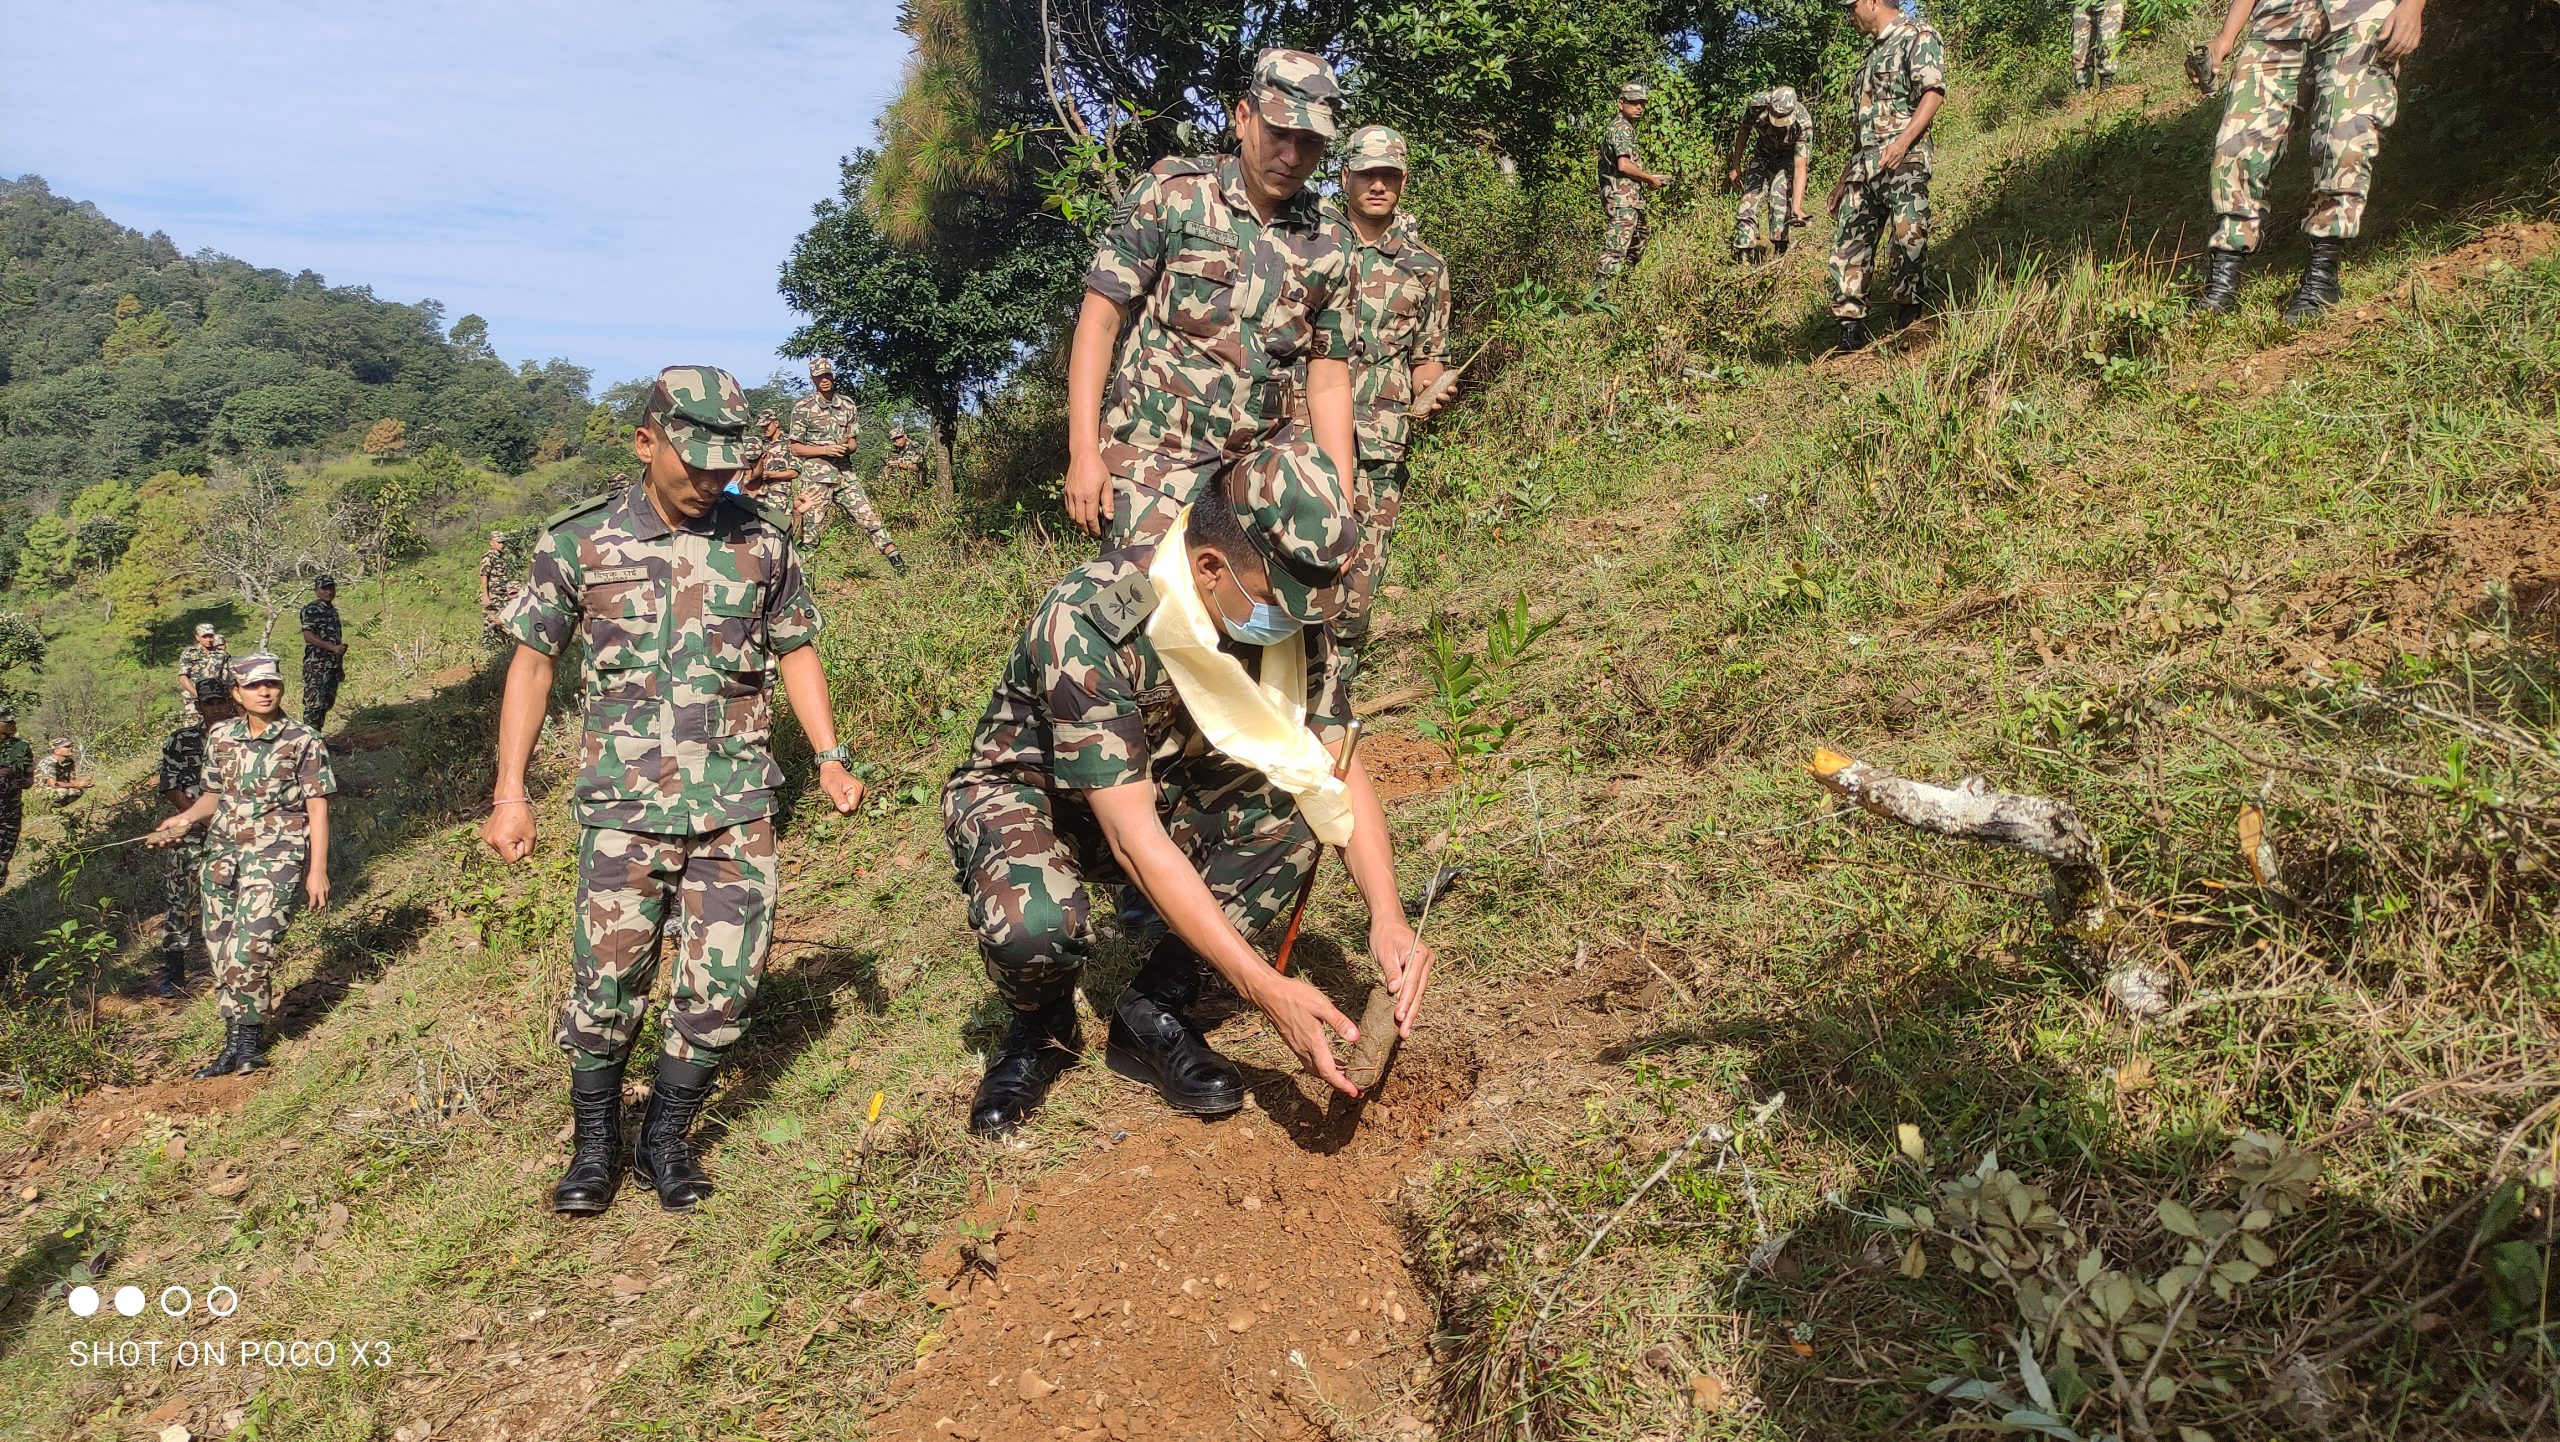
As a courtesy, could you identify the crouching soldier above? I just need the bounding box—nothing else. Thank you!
[146,653,335,1075]
[945,444,1435,1138]
[482,366,867,1215]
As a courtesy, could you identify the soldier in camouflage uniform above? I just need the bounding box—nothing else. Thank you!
[1061,48,1361,555]
[787,357,908,573]
[742,410,797,508]
[479,531,518,650]
[1728,86,1815,262]
[151,681,236,997]
[2194,0,2424,322]
[880,426,924,488]
[1828,0,1947,350]
[38,739,91,804]
[2072,0,2127,88]
[1599,83,1670,280]
[1326,126,1453,694]
[146,652,334,1076]
[946,446,1436,1138]
[486,365,867,1215]
[0,714,30,882]
[299,576,347,735]
[178,623,234,727]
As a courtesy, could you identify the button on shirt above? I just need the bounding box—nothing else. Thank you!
[504,481,823,833]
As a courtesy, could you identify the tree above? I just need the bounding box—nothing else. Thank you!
[362,416,409,458]
[101,471,208,648]
[0,610,43,715]
[780,150,1084,505]
[194,463,346,647]
[12,514,74,590]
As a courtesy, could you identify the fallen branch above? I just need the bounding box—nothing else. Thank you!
[1807,748,2122,959]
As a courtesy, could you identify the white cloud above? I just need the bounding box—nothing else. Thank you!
[0,0,906,389]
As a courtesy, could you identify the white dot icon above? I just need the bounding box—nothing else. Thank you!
[114,1286,145,1317]
[67,1286,99,1317]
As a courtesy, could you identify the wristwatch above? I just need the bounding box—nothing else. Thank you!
[813,745,852,766]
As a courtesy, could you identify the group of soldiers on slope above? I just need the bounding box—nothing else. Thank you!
[1600,0,2427,350]
[449,49,1444,1217]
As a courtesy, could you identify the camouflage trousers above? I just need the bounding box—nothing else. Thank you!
[2209,11,2399,253]
[1732,162,1799,255]
[303,658,342,731]
[1329,458,1409,697]
[201,846,305,1021]
[0,794,19,878]
[1830,168,1931,318]
[2072,0,2125,79]
[561,819,778,1072]
[800,467,904,564]
[1104,454,1223,552]
[943,769,1321,1011]
[162,835,205,959]
[1598,198,1649,278]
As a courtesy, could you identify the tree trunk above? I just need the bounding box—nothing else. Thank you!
[930,400,960,510]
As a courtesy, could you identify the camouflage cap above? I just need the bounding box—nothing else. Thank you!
[50,737,72,751]
[756,408,779,425]
[194,622,217,638]
[233,653,283,685]
[1768,85,1800,111]
[1225,439,1352,627]
[1248,49,1341,139]
[1339,124,1409,173]
[313,575,336,590]
[1620,81,1649,102]
[890,425,908,440]
[643,365,751,472]
[807,355,834,378]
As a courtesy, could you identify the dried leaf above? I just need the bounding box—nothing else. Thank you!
[2076,1250,2103,1287]
[1899,1238,1929,1279]
[1897,1124,1928,1166]
[1689,1373,1727,1413]
[2156,1199,2200,1239]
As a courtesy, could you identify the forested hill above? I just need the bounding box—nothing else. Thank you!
[0,176,595,548]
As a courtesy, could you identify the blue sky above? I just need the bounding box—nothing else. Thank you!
[0,0,907,394]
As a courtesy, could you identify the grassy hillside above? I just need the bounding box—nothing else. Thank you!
[4,9,2559,1442]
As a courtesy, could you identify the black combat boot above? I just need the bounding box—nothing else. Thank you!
[1106,942,1245,1116]
[1895,301,1925,330]
[551,1063,626,1215]
[193,1017,262,1079]
[2197,248,2245,315]
[631,1056,719,1212]
[1836,317,1870,352]
[2283,238,2344,325]
[968,1000,1083,1138]
[150,946,186,999]
[888,551,910,575]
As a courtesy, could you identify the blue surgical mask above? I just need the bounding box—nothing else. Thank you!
[1215,569,1302,647]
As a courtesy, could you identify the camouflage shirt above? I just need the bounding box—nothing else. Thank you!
[158,722,209,798]
[1085,154,1351,482]
[1743,91,1816,167]
[202,716,335,861]
[786,391,860,486]
[1329,204,1452,467]
[479,551,517,611]
[0,735,30,796]
[39,752,78,794]
[504,480,824,833]
[1601,115,1646,208]
[1848,20,1947,182]
[301,598,344,669]
[2248,0,2393,39]
[956,547,1346,794]
[179,643,233,699]
[882,439,923,475]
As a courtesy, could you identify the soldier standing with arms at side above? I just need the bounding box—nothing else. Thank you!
[145,653,334,1076]
[151,682,236,997]
[1728,86,1815,264]
[788,357,908,574]
[300,576,347,736]
[1061,49,1362,553]
[948,453,1434,1137]
[1828,0,1947,352]
[479,531,518,649]
[1598,82,1671,283]
[483,366,868,1215]
[178,623,233,727]
[2072,0,2127,89]
[0,713,30,882]
[2193,0,2423,320]
[1326,126,1452,692]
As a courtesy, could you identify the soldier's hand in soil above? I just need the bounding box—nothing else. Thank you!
[818,760,866,815]
[2379,3,2422,59]
[1063,448,1110,537]
[1371,920,1435,1037]
[482,803,536,863]
[306,867,331,911]
[1249,969,1361,1097]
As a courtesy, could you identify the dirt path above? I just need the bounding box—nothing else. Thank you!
[867,1030,1480,1442]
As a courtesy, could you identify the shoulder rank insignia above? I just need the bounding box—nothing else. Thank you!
[541,493,611,531]
[1087,571,1160,644]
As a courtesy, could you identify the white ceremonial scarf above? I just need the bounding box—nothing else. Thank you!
[1144,505,1356,846]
